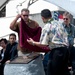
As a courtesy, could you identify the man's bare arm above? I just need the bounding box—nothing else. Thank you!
[10,14,21,30]
[27,38,48,47]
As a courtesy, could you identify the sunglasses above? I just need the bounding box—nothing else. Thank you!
[23,15,29,17]
[63,18,68,20]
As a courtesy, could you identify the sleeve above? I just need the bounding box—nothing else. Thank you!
[10,44,18,61]
[40,29,50,45]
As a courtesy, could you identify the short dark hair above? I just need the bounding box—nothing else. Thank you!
[0,38,8,44]
[21,8,29,13]
[9,33,16,39]
[41,9,52,19]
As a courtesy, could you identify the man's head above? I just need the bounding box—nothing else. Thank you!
[9,33,16,44]
[63,12,72,25]
[41,9,52,23]
[0,38,8,49]
[21,8,29,22]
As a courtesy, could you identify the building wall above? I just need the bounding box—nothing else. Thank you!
[1,0,75,40]
[30,13,45,28]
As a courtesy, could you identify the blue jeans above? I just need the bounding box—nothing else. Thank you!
[43,52,50,75]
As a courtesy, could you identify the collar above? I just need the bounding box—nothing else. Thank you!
[63,23,71,28]
[45,18,54,24]
[9,42,17,46]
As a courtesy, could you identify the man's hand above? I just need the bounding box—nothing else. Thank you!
[27,38,35,46]
[6,60,10,64]
[16,14,25,21]
[16,14,21,20]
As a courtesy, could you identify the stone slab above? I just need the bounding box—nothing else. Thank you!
[4,56,45,75]
[10,56,39,64]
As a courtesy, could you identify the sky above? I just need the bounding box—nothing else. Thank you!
[45,0,75,18]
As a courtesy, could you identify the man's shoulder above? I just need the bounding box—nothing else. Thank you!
[29,19,39,27]
[14,42,18,46]
[70,24,75,27]
[51,20,59,24]
[7,43,11,46]
[30,19,38,24]
[51,20,62,27]
[70,24,75,30]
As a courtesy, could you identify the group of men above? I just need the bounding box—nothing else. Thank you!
[27,9,75,75]
[0,8,75,75]
[0,33,18,75]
